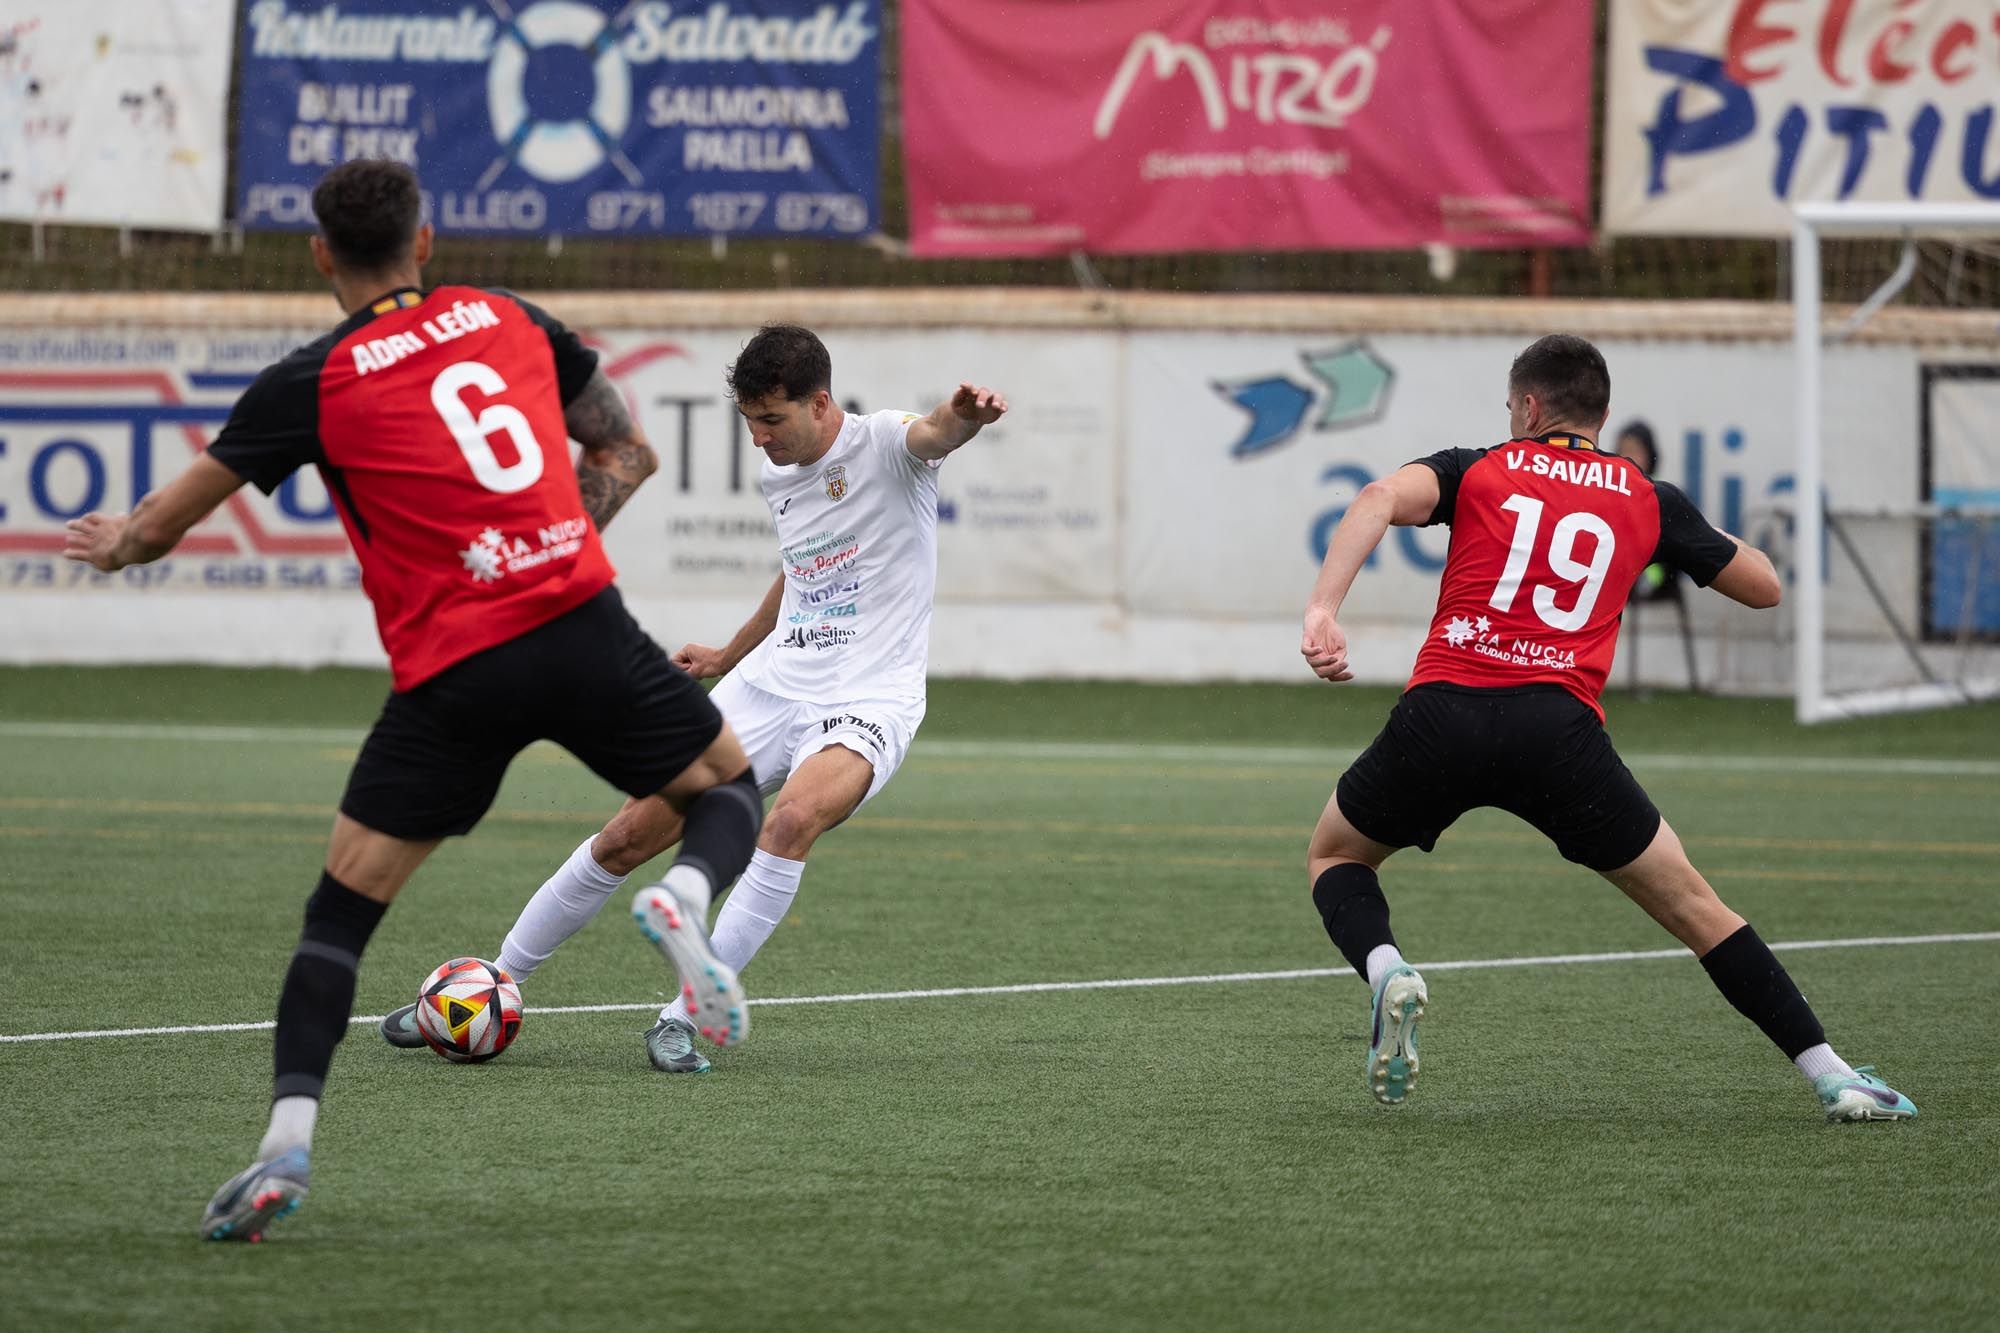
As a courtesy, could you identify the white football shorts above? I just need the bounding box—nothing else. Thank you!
[707,672,923,807]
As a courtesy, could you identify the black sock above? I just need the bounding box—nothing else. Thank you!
[1698,923,1826,1059]
[273,872,389,1101]
[671,767,764,892]
[1312,863,1396,981]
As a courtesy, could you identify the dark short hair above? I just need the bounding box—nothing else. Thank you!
[311,160,421,270]
[1509,334,1611,426]
[726,324,831,404]
[1616,419,1658,474]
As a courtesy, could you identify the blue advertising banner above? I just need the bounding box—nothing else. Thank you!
[234,0,879,237]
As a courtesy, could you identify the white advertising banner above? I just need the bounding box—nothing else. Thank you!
[1603,0,2000,236]
[585,328,1119,609]
[0,1,235,230]
[0,322,1116,663]
[1123,329,1915,619]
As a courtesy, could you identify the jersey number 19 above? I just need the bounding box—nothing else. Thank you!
[1488,493,1616,632]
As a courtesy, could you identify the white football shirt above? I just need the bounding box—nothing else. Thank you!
[732,408,940,704]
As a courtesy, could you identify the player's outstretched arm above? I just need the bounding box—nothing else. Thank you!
[62,453,245,572]
[567,369,658,531]
[906,383,1008,462]
[673,574,785,680]
[1706,536,1783,609]
[1300,463,1441,683]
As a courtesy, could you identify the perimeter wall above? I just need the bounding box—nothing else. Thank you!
[3,292,1994,692]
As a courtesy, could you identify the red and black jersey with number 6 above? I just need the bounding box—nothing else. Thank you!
[206,285,617,691]
[1406,434,1737,719]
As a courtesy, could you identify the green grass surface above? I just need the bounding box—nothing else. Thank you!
[2,668,1997,1330]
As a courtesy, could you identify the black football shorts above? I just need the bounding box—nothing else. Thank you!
[1335,682,1662,872]
[340,586,723,840]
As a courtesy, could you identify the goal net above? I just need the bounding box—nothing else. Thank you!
[1789,202,2000,724]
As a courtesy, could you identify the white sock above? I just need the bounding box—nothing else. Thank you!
[659,861,716,922]
[1364,944,1406,992]
[497,837,627,982]
[659,849,804,1023]
[1793,1043,1855,1084]
[257,1095,318,1159]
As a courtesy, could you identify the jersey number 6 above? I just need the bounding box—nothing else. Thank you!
[432,361,546,494]
[1488,493,1616,632]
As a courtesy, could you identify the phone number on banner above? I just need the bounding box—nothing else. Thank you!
[590,190,869,233]
[3,557,362,592]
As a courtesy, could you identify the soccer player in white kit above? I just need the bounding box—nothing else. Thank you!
[379,324,1008,1071]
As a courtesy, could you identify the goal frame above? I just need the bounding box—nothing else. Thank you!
[1790,200,2000,724]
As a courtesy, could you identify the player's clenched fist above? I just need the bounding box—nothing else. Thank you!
[672,642,728,680]
[1301,605,1353,683]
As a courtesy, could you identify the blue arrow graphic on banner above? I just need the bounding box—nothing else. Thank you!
[1215,376,1315,458]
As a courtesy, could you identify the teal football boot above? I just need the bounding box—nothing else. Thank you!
[1367,964,1427,1106]
[1814,1066,1917,1122]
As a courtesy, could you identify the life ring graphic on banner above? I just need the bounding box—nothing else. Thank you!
[483,0,637,186]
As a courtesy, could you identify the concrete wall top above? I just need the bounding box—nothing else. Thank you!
[0,288,1993,347]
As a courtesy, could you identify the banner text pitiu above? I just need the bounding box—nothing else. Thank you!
[1604,0,2000,236]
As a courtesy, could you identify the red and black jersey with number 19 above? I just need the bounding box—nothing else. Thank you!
[1407,435,1681,720]
[206,285,616,691]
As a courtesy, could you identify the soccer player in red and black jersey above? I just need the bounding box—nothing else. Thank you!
[1299,334,1916,1123]
[63,161,769,1241]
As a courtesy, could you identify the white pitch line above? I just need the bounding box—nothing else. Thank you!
[3,930,1996,1046]
[0,720,367,745]
[3,719,1998,777]
[915,739,2000,777]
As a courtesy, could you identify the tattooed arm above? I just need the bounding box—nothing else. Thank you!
[566,368,657,531]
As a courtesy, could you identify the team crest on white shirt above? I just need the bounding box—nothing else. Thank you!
[823,464,847,501]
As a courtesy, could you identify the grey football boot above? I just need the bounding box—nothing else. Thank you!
[199,1146,310,1242]
[378,1002,427,1049]
[643,1013,712,1074]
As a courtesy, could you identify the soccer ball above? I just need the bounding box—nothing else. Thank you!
[413,957,523,1063]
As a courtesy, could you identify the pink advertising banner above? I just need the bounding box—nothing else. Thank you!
[899,0,1594,256]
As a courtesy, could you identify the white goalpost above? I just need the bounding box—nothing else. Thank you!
[1790,201,2000,724]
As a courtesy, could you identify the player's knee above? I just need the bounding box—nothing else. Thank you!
[759,798,825,860]
[1307,833,1375,878]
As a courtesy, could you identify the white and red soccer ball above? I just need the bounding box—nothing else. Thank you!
[413,957,523,1063]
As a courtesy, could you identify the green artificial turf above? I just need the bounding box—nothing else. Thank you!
[1,668,1995,1330]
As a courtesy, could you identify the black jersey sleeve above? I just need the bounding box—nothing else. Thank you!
[1652,481,1739,586]
[498,290,599,405]
[203,349,326,495]
[1409,447,1487,526]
